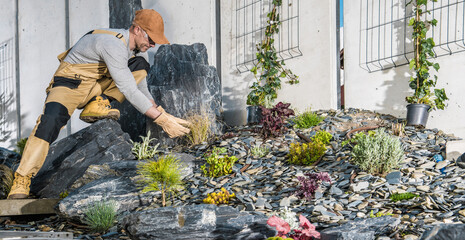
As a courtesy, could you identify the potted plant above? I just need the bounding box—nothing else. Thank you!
[405,0,448,126]
[246,0,299,124]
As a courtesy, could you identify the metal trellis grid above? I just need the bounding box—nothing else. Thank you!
[0,38,17,142]
[235,0,302,73]
[360,0,465,72]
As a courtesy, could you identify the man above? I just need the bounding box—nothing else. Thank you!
[8,9,190,199]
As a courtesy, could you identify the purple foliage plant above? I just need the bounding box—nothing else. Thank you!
[260,102,295,139]
[295,172,331,201]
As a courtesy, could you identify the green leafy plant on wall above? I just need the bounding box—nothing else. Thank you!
[137,155,184,207]
[406,0,448,110]
[247,0,299,106]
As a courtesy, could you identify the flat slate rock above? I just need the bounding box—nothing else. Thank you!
[120,204,275,240]
[320,216,400,240]
[421,224,465,240]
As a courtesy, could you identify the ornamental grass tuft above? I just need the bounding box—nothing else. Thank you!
[83,200,117,233]
[185,109,213,146]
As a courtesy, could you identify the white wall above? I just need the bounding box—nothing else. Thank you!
[221,0,339,125]
[0,0,15,44]
[17,0,110,142]
[344,0,465,139]
[142,0,216,65]
[68,0,109,133]
[18,0,67,138]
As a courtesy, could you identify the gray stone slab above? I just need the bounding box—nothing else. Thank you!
[0,231,72,239]
[0,199,59,216]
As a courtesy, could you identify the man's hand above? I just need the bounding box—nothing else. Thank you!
[153,113,190,138]
[156,106,192,127]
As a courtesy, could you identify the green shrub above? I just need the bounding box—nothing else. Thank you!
[201,147,237,177]
[390,192,419,202]
[250,144,270,158]
[288,142,325,166]
[83,200,117,233]
[293,111,325,129]
[137,155,184,206]
[288,131,331,166]
[131,131,159,160]
[350,128,404,175]
[312,130,332,145]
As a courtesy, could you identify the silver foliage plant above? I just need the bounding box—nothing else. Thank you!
[351,128,404,174]
[130,130,160,160]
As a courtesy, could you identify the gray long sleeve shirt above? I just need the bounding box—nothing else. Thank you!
[64,28,153,114]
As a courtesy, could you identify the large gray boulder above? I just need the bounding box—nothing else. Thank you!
[146,43,223,146]
[120,204,276,240]
[115,43,223,143]
[420,224,465,240]
[30,119,135,198]
[320,216,400,240]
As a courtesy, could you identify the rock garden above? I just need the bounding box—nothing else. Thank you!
[1,106,465,240]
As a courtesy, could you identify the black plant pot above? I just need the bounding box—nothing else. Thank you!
[406,103,431,127]
[247,106,262,125]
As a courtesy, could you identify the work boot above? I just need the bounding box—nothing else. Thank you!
[7,172,32,199]
[79,96,120,123]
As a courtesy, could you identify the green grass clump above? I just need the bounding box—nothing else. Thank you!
[130,131,159,160]
[390,192,419,202]
[201,147,237,177]
[83,200,117,233]
[351,128,404,175]
[293,111,325,129]
[137,155,184,207]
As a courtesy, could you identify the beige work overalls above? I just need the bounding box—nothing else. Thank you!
[16,30,149,177]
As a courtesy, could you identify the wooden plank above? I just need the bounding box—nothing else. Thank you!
[0,199,59,216]
[0,231,73,239]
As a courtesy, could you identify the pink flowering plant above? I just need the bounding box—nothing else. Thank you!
[267,214,320,240]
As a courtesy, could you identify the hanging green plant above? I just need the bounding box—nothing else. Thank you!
[406,0,448,110]
[247,0,299,106]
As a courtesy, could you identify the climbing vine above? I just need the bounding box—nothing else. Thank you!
[247,0,299,106]
[406,0,448,110]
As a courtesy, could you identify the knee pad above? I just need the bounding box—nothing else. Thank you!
[128,56,150,73]
[34,102,70,143]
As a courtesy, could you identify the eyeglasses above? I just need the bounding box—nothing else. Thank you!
[140,28,155,45]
